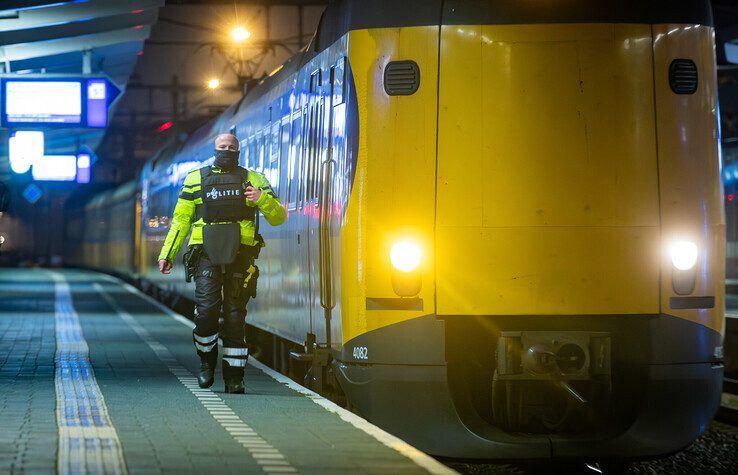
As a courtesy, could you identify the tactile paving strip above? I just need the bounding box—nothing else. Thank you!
[53,276,127,475]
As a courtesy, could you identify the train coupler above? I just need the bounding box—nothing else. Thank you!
[492,331,612,434]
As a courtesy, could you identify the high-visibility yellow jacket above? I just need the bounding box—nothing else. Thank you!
[158,166,286,261]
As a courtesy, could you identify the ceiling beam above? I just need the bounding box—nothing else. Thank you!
[0,25,152,63]
[0,9,158,46]
[0,0,163,32]
[165,0,327,5]
[0,0,77,13]
[7,39,142,74]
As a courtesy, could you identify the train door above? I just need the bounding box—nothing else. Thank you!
[304,68,337,347]
[287,107,311,341]
[319,61,342,348]
[305,69,322,343]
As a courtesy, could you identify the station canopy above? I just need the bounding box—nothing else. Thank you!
[0,0,164,178]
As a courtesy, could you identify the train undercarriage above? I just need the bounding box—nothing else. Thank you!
[335,313,723,459]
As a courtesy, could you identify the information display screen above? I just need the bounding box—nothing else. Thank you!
[4,81,83,124]
[0,76,119,128]
[32,155,78,181]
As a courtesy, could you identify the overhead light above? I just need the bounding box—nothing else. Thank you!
[231,26,251,43]
[207,78,220,89]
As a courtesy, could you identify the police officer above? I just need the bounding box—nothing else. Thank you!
[158,133,286,393]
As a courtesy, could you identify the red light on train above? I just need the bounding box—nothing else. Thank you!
[157,121,174,133]
[729,194,734,202]
[131,9,144,14]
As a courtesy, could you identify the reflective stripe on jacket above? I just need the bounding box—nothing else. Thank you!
[158,166,286,261]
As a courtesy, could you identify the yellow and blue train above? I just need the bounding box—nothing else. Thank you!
[66,0,725,460]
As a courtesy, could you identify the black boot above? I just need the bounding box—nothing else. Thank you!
[223,361,245,394]
[198,351,217,388]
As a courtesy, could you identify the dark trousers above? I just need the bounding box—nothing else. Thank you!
[191,245,257,378]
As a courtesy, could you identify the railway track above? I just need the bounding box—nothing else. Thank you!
[442,418,738,474]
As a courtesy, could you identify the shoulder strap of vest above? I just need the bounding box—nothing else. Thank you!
[235,166,250,181]
[199,166,213,180]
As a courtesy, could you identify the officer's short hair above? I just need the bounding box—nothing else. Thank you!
[215,133,239,149]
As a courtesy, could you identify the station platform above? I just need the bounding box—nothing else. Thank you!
[0,269,454,474]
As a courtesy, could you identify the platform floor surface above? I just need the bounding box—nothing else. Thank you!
[0,269,451,475]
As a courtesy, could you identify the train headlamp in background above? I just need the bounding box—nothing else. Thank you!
[669,239,698,295]
[390,239,422,297]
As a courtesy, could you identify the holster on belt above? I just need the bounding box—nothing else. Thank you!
[242,264,259,299]
[183,245,203,283]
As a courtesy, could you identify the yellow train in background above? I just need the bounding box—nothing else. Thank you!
[66,0,725,460]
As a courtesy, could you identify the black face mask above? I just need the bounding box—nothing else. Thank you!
[214,149,239,170]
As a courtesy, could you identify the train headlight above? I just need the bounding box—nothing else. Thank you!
[390,240,422,272]
[669,240,698,271]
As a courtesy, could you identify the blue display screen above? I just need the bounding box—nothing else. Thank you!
[0,77,114,128]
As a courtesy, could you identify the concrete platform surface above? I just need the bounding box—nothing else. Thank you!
[0,268,455,475]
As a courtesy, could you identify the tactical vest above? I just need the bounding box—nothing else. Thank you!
[197,166,254,265]
[197,166,255,223]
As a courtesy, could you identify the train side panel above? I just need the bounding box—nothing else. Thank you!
[653,24,725,334]
[240,39,353,348]
[340,26,439,347]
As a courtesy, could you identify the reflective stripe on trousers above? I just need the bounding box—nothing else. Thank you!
[193,332,218,352]
[222,346,249,367]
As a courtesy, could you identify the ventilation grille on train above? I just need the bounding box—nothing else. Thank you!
[384,60,420,96]
[669,59,698,95]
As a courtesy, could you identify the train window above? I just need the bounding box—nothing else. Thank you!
[310,69,321,93]
[288,113,302,210]
[268,122,280,191]
[263,130,270,174]
[242,140,249,165]
[263,131,270,173]
[312,102,323,201]
[332,57,345,106]
[272,122,280,151]
[254,136,262,171]
[298,106,309,208]
[258,133,266,173]
[278,122,290,199]
[306,100,321,203]
[248,139,256,170]
[304,70,322,205]
[306,106,314,202]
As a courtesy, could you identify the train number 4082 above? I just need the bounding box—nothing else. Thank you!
[352,346,368,360]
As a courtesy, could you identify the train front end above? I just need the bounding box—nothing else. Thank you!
[335,0,724,459]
